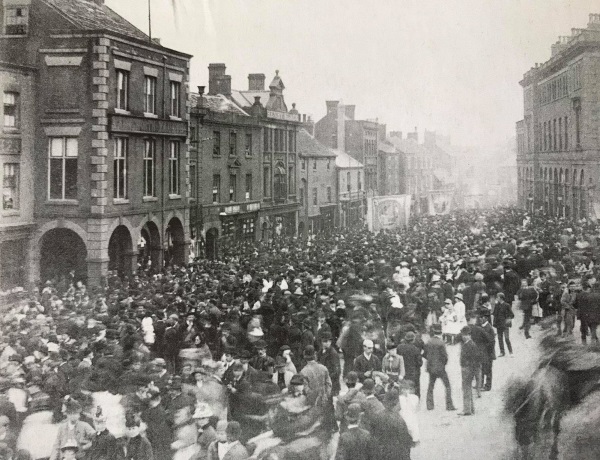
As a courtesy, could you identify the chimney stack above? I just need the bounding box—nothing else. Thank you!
[208,63,226,95]
[344,105,356,120]
[217,75,231,96]
[326,101,339,115]
[589,13,600,29]
[248,74,265,91]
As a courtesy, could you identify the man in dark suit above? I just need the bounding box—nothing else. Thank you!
[335,403,373,460]
[575,283,600,343]
[492,293,514,356]
[397,332,423,397]
[353,340,381,383]
[423,324,455,411]
[318,332,341,396]
[368,389,413,460]
[503,265,521,303]
[459,326,482,416]
[476,310,496,391]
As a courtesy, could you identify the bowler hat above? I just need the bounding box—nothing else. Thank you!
[289,374,305,386]
[320,331,333,341]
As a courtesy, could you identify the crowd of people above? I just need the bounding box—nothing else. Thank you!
[0,207,598,460]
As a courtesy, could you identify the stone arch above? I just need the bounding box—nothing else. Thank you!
[206,227,219,260]
[108,225,134,277]
[165,217,185,266]
[139,220,162,270]
[39,228,88,284]
[107,217,137,248]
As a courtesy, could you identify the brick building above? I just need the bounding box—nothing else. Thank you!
[517,13,600,219]
[388,130,434,214]
[315,101,379,196]
[0,0,191,285]
[189,75,262,259]
[229,69,301,240]
[0,62,35,294]
[297,129,338,235]
[377,124,404,196]
[335,149,365,228]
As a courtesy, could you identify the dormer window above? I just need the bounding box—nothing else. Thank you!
[4,7,28,36]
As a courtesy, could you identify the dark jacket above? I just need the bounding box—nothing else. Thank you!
[518,287,538,312]
[318,346,341,394]
[575,291,600,324]
[123,435,153,460]
[142,403,172,460]
[423,336,448,375]
[471,324,495,362]
[492,301,514,328]
[368,408,413,460]
[335,425,373,460]
[353,354,381,382]
[460,338,482,368]
[87,429,121,460]
[503,270,521,300]
[396,343,423,383]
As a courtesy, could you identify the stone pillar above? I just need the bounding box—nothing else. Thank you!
[87,257,109,288]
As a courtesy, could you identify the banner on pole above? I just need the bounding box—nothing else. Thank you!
[367,195,412,232]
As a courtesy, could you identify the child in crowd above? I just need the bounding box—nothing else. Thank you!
[399,380,420,446]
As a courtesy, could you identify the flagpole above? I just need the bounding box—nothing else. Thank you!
[148,0,152,41]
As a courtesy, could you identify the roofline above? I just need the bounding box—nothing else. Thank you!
[299,153,337,158]
[49,29,193,59]
[0,61,37,73]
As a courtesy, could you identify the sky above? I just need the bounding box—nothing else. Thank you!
[106,0,599,150]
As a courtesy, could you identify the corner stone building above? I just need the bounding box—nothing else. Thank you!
[517,14,600,220]
[0,0,192,286]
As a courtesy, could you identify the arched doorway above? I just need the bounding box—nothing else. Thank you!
[298,221,305,238]
[139,221,161,270]
[206,228,218,260]
[108,225,133,277]
[165,218,185,266]
[40,228,87,284]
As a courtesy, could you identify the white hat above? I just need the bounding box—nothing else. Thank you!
[248,328,264,337]
[192,403,213,419]
[363,339,374,348]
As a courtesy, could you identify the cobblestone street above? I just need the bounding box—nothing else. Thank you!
[413,309,540,460]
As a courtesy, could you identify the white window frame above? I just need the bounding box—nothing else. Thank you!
[4,6,28,35]
[168,141,180,196]
[170,81,181,118]
[143,139,155,198]
[48,137,78,201]
[2,162,19,210]
[3,92,18,128]
[144,76,157,115]
[116,70,129,110]
[113,137,128,200]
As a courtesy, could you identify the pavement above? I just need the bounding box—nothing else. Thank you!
[412,308,541,460]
